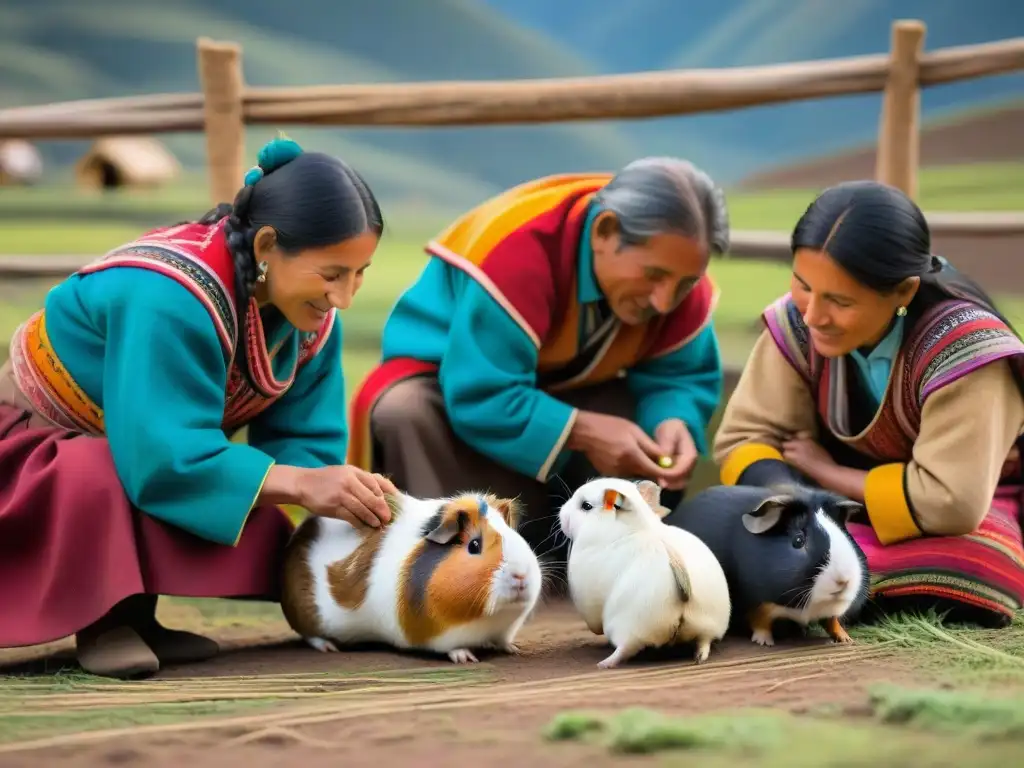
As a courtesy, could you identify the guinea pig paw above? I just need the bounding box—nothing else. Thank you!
[488,641,521,655]
[306,637,340,653]
[597,645,636,669]
[823,617,855,644]
[447,648,479,664]
[751,629,775,647]
[693,641,711,664]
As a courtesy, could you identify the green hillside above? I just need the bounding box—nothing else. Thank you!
[484,0,1024,179]
[5,0,1022,201]
[0,0,640,209]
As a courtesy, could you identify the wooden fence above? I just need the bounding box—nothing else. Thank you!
[1,19,1023,287]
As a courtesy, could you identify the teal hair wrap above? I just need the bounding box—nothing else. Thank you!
[243,166,263,186]
[243,136,304,186]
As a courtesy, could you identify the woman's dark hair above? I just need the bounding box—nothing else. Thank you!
[593,156,730,257]
[790,180,1018,338]
[196,138,384,389]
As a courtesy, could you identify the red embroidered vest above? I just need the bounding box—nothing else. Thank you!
[9,219,335,435]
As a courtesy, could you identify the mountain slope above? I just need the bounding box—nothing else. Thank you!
[739,101,1024,190]
[482,0,1024,181]
[1,0,641,209]
[5,0,1023,200]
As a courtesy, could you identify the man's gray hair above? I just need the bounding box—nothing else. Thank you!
[593,157,730,256]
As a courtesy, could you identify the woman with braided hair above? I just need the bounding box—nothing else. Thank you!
[0,137,396,678]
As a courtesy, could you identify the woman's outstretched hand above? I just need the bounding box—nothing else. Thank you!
[300,466,399,528]
[261,464,399,528]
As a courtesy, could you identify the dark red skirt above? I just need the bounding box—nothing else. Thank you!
[0,404,295,649]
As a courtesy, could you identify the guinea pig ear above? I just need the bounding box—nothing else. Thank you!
[828,499,864,525]
[741,496,792,535]
[425,509,464,545]
[490,496,522,529]
[634,480,662,510]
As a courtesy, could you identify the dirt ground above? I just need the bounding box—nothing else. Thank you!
[0,598,930,768]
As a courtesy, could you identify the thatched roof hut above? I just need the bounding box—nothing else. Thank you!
[0,140,43,186]
[75,136,181,190]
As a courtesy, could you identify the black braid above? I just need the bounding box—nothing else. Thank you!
[194,191,260,389]
[196,203,232,226]
[223,184,262,390]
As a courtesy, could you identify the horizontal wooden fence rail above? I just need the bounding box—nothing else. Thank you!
[1,36,1022,139]
[0,20,1021,292]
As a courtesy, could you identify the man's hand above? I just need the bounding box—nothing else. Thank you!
[568,411,669,480]
[653,418,698,490]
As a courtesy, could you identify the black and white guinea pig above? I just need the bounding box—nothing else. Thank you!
[660,483,870,647]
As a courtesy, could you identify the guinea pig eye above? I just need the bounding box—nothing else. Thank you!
[467,537,483,555]
[792,533,806,549]
[581,501,593,511]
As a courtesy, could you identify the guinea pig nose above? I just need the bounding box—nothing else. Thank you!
[511,572,527,585]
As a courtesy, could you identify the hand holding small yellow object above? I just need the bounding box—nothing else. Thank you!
[652,419,698,491]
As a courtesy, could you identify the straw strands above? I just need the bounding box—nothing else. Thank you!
[0,642,894,755]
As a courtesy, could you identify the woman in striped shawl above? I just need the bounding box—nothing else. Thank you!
[715,180,1024,628]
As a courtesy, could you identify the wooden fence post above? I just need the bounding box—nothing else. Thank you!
[875,20,926,199]
[196,38,245,206]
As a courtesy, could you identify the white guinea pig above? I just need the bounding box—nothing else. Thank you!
[559,477,732,668]
[280,491,543,664]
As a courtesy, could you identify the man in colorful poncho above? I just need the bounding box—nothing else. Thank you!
[348,158,730,555]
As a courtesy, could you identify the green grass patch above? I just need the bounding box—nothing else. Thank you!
[851,610,1024,684]
[545,707,789,755]
[543,710,607,741]
[867,684,1024,738]
[786,609,1024,685]
[543,691,1024,764]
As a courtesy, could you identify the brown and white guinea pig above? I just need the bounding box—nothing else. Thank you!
[660,483,869,647]
[280,490,543,664]
[559,477,731,668]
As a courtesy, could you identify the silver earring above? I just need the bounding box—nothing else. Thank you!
[256,261,269,283]
[896,305,907,317]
